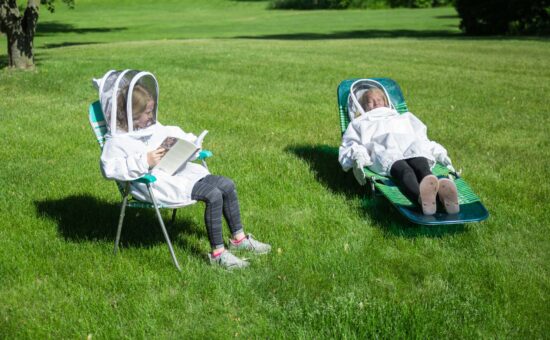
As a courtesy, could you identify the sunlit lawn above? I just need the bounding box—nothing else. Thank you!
[0,0,549,338]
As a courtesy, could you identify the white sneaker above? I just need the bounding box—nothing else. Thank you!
[229,234,271,255]
[208,250,249,270]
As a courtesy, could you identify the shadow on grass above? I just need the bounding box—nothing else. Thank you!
[235,29,549,41]
[0,54,8,69]
[237,29,461,40]
[36,21,127,36]
[286,144,466,238]
[42,41,101,49]
[34,195,207,257]
[435,14,459,19]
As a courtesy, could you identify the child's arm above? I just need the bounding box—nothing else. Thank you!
[408,113,453,169]
[339,123,372,172]
[100,143,151,181]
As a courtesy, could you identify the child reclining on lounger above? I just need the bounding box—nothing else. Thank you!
[338,82,460,215]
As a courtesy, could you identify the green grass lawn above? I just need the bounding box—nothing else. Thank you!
[1,0,549,338]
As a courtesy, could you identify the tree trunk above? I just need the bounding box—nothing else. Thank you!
[0,0,39,69]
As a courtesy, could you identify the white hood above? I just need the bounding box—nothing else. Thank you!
[93,69,160,137]
[347,79,394,121]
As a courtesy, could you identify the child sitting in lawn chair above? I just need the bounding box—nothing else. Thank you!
[338,80,459,216]
[94,69,270,269]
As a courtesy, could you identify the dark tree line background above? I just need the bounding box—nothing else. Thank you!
[269,0,550,35]
[1,0,548,70]
[269,0,452,9]
[455,0,550,35]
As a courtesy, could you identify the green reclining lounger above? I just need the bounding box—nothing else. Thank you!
[337,78,489,225]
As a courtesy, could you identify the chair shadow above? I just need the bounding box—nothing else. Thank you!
[285,144,466,238]
[34,195,208,257]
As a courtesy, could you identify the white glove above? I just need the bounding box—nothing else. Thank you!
[354,149,373,169]
[438,155,456,173]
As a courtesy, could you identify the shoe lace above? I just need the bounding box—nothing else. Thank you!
[245,234,258,249]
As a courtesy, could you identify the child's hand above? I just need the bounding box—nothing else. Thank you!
[147,148,166,167]
[354,149,373,169]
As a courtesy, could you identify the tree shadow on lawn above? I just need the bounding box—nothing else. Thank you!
[36,21,127,36]
[41,41,101,49]
[237,29,461,40]
[236,29,549,41]
[34,195,207,257]
[434,14,459,19]
[0,54,8,69]
[286,144,467,238]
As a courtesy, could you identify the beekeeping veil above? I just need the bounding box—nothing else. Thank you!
[92,69,159,135]
[347,79,393,120]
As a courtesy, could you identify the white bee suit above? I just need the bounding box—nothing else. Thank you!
[95,69,209,207]
[338,107,450,176]
[338,78,452,176]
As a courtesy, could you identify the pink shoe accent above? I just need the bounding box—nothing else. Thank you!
[231,235,246,245]
[212,248,225,258]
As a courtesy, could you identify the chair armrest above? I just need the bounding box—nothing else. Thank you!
[134,173,157,184]
[198,150,213,160]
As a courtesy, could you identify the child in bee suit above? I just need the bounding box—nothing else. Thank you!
[338,79,460,215]
[93,70,270,269]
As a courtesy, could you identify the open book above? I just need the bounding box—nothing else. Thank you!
[155,130,208,175]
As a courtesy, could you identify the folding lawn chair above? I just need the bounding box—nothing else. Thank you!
[89,100,212,271]
[337,78,489,225]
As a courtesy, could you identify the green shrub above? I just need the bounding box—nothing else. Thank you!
[270,0,349,9]
[351,0,395,8]
[388,0,439,8]
[455,0,550,35]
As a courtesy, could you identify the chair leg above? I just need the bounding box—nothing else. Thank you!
[170,209,177,225]
[114,183,130,255]
[147,184,182,271]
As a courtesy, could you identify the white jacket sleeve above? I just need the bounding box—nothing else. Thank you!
[338,123,370,172]
[409,113,449,164]
[100,143,150,181]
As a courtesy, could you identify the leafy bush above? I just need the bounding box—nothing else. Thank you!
[346,0,391,9]
[270,0,349,9]
[455,0,550,35]
[388,0,446,8]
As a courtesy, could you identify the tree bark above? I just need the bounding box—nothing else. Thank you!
[0,0,39,69]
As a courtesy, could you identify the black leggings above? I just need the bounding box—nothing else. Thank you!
[390,157,433,203]
[191,175,243,249]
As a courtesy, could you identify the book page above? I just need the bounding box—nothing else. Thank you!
[195,130,208,147]
[155,137,199,175]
